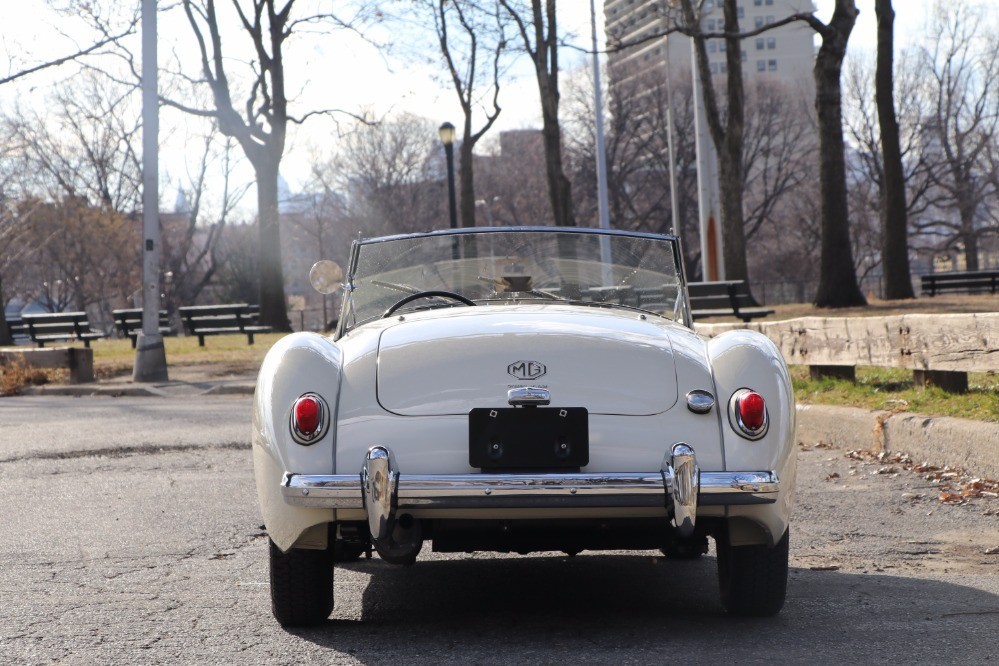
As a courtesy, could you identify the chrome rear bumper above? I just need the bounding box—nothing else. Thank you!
[280,444,779,539]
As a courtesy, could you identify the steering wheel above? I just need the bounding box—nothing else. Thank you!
[382,290,477,317]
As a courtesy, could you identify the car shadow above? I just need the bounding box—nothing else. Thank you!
[284,553,999,663]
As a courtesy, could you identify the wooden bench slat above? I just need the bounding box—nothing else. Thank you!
[179,304,272,346]
[22,312,105,348]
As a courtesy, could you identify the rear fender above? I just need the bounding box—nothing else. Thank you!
[252,332,342,550]
[708,329,797,543]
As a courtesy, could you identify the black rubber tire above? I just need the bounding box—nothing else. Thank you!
[716,527,789,617]
[269,538,334,627]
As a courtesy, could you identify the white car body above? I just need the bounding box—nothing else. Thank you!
[253,227,796,625]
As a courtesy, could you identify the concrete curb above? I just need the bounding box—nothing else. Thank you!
[795,404,999,480]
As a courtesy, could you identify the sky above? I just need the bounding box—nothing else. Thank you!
[0,0,943,210]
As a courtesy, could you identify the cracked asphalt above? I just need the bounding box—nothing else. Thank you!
[1,395,997,664]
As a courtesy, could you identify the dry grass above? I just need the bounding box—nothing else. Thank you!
[0,358,60,396]
[764,293,999,321]
[89,332,284,380]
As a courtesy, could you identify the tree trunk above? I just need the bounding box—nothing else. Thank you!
[813,2,867,308]
[0,274,12,347]
[255,160,291,332]
[875,0,914,300]
[719,0,748,282]
[459,134,476,228]
[539,73,575,227]
[961,205,980,270]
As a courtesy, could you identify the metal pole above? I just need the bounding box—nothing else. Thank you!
[691,37,724,281]
[590,0,613,284]
[133,0,168,382]
[664,36,681,236]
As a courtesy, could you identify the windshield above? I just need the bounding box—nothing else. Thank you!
[340,228,686,333]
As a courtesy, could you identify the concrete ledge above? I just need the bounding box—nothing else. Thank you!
[0,347,93,383]
[796,404,999,480]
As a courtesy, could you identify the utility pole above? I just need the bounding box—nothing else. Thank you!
[691,38,724,281]
[133,0,168,381]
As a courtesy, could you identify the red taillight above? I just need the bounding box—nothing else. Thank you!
[291,394,327,444]
[738,391,766,431]
[730,389,768,440]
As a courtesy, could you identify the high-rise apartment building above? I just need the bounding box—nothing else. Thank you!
[605,0,817,101]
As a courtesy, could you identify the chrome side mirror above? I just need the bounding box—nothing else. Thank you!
[309,260,343,295]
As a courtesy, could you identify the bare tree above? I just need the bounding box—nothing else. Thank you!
[322,113,447,238]
[6,73,143,214]
[806,0,866,307]
[562,64,701,276]
[916,1,999,271]
[875,0,914,299]
[426,0,509,230]
[678,0,749,282]
[161,132,250,313]
[741,81,812,243]
[164,0,368,331]
[498,0,575,227]
[0,4,137,87]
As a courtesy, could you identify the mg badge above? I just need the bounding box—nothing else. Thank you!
[508,360,546,381]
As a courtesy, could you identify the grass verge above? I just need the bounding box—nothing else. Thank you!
[791,365,999,423]
[88,333,286,380]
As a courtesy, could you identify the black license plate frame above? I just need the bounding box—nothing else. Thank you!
[468,407,589,469]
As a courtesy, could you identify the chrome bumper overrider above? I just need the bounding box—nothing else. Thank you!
[280,444,779,539]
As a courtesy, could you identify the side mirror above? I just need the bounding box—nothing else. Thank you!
[309,260,343,295]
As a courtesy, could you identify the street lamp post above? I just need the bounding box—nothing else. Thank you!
[438,121,459,259]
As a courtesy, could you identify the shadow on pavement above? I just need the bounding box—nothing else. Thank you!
[287,553,999,663]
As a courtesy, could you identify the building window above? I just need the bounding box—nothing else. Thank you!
[705,0,714,8]
[707,18,716,30]
[710,62,718,74]
[720,62,728,74]
[756,37,765,50]
[755,16,764,28]
[742,50,747,62]
[757,59,765,72]
[768,59,777,71]
[737,7,744,18]
[754,0,762,5]
[766,15,775,24]
[719,40,727,52]
[767,37,776,49]
[766,0,774,4]
[708,41,717,53]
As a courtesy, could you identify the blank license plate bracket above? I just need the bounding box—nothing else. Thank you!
[469,407,589,469]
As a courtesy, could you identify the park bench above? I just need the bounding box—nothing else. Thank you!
[21,312,105,348]
[920,270,999,296]
[688,280,774,323]
[3,317,29,344]
[178,304,272,346]
[112,309,176,348]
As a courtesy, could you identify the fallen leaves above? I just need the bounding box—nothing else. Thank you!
[845,450,999,506]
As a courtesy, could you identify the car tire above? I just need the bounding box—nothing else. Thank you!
[269,538,334,627]
[716,527,789,617]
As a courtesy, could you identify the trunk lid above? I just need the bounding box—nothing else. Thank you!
[376,308,678,416]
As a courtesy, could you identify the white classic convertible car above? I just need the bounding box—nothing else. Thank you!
[253,227,796,626]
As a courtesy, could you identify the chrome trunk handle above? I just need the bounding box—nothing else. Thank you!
[507,386,551,406]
